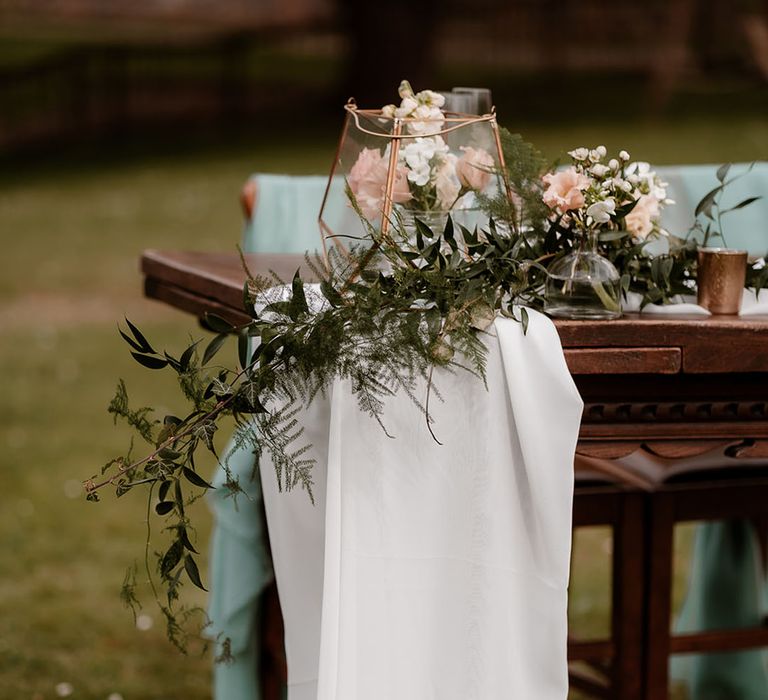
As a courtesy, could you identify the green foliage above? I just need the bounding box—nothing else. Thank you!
[687,162,762,249]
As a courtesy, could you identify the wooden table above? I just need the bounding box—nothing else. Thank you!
[142,249,768,700]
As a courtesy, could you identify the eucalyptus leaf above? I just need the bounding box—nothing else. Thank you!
[204,313,235,334]
[184,555,207,591]
[182,466,214,489]
[203,333,228,365]
[130,352,168,370]
[160,540,183,578]
[155,501,174,516]
[716,163,731,182]
[125,318,155,353]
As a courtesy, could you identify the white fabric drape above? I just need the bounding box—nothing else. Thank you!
[259,309,583,700]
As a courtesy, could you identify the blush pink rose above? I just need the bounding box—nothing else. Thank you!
[625,194,660,240]
[456,147,494,191]
[542,167,590,213]
[348,148,411,219]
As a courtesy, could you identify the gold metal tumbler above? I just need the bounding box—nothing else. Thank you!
[696,248,748,314]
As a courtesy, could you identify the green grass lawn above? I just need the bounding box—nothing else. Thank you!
[1,105,764,698]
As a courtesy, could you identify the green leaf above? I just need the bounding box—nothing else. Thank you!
[184,554,207,591]
[125,318,155,353]
[238,330,250,370]
[204,313,235,334]
[182,466,214,489]
[193,420,217,452]
[119,328,145,353]
[158,480,172,502]
[160,540,183,578]
[720,196,761,215]
[320,280,343,308]
[695,184,724,219]
[520,307,529,335]
[155,500,174,515]
[241,381,268,413]
[203,333,228,365]
[716,163,731,183]
[180,527,198,554]
[620,274,631,293]
[130,352,168,370]
[289,270,309,318]
[179,342,199,372]
[598,230,630,242]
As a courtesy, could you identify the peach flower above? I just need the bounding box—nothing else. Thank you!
[542,167,590,213]
[456,147,494,192]
[625,194,660,240]
[348,147,411,219]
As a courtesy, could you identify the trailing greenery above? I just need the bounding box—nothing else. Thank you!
[87,183,547,646]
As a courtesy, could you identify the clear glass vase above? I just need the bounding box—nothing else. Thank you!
[544,232,622,320]
[398,209,449,239]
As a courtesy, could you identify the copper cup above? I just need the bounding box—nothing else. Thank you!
[697,248,747,314]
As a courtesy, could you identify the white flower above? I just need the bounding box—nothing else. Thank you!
[586,198,616,224]
[589,149,602,163]
[401,136,448,185]
[596,145,607,157]
[627,173,640,186]
[619,150,630,161]
[418,89,445,108]
[590,164,610,178]
[398,80,415,99]
[569,147,589,161]
[381,104,396,119]
[394,96,418,119]
[754,257,766,270]
[608,158,619,170]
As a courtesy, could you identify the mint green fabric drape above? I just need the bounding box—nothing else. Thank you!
[208,174,329,700]
[658,163,768,698]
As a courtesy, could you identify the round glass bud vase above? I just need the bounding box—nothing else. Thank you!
[544,233,622,320]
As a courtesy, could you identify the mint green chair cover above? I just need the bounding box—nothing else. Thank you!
[208,174,329,700]
[657,163,768,255]
[657,163,768,698]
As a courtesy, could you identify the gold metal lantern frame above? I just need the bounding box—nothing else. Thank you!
[318,99,512,271]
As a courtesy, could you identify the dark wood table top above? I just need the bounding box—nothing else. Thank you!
[141,249,768,377]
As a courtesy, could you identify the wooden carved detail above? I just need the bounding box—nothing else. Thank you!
[582,400,768,425]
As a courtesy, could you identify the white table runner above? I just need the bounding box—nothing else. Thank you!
[259,309,583,700]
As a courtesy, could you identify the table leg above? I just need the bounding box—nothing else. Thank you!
[613,492,646,700]
[644,492,675,700]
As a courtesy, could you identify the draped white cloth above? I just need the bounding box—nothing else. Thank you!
[258,309,583,700]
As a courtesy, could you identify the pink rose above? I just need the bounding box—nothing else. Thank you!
[456,147,494,192]
[348,148,411,219]
[625,194,660,240]
[542,167,590,213]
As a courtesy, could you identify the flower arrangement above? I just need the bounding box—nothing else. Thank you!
[542,146,672,241]
[346,81,496,222]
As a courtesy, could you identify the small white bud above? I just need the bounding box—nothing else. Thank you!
[608,158,619,170]
[596,145,607,157]
[619,150,630,161]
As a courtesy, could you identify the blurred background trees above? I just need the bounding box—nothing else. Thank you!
[1,0,767,156]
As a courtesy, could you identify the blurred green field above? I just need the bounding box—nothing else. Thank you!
[1,106,765,698]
